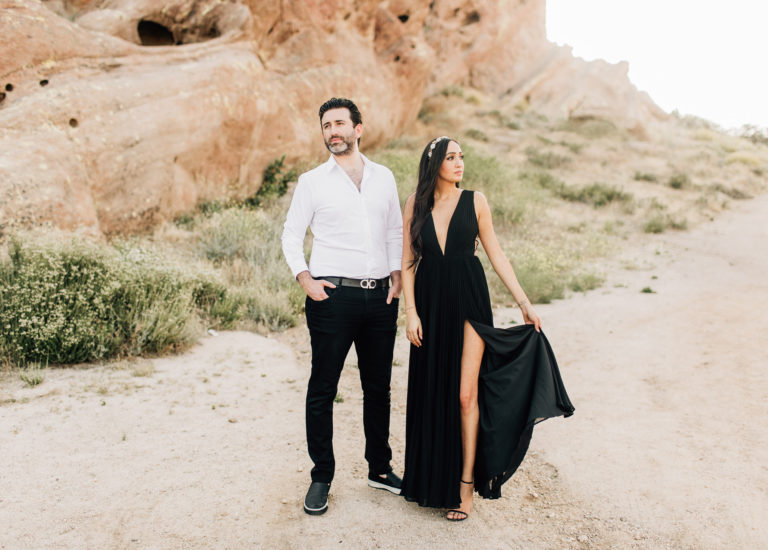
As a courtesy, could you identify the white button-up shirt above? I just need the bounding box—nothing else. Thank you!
[282,154,403,279]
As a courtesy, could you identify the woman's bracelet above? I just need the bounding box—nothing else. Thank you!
[405,305,416,310]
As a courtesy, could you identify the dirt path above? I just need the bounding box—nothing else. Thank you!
[1,195,766,550]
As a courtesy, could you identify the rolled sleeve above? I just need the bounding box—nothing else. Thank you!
[281,176,313,278]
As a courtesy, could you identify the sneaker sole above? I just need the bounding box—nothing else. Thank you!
[367,479,402,495]
[303,501,328,515]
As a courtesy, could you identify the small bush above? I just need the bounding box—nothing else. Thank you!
[708,183,752,199]
[643,214,666,234]
[725,151,765,167]
[566,183,633,207]
[465,128,489,142]
[440,85,464,98]
[19,361,46,387]
[525,147,570,169]
[0,236,223,366]
[479,110,521,130]
[537,136,582,154]
[483,238,606,305]
[560,117,617,139]
[634,171,658,182]
[643,213,687,233]
[196,208,304,330]
[243,156,297,208]
[737,124,768,146]
[667,173,690,189]
[527,173,632,207]
[569,272,603,293]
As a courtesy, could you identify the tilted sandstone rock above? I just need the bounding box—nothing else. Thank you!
[0,0,666,235]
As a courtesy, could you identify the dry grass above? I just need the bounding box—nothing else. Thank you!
[2,86,766,368]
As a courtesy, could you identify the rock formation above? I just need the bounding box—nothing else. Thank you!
[0,0,666,236]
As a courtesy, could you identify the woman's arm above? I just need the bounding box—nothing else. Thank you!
[475,191,542,330]
[402,193,423,346]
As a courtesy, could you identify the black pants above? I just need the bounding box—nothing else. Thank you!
[305,284,398,483]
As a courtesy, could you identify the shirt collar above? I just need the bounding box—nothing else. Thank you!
[324,153,372,174]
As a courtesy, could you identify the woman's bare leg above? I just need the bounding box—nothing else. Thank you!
[446,320,485,519]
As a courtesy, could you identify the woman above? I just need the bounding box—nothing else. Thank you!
[400,136,574,521]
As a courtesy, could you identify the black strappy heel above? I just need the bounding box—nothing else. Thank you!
[445,479,474,522]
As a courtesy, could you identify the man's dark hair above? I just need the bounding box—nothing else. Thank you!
[318,97,362,127]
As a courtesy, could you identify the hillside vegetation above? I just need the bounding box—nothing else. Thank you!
[2,89,766,371]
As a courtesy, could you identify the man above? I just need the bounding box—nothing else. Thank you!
[282,97,403,516]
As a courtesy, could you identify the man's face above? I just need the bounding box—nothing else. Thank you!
[321,107,361,155]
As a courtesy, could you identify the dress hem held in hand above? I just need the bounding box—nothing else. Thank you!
[470,321,574,500]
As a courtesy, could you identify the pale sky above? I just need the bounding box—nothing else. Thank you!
[546,0,768,130]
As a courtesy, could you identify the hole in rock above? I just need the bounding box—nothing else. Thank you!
[398,14,409,23]
[5,83,13,92]
[40,79,49,86]
[205,25,220,39]
[138,20,175,46]
[0,92,5,103]
[464,11,480,24]
[394,55,401,62]
[69,118,79,128]
[344,12,351,20]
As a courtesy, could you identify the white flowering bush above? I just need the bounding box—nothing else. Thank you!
[0,236,230,366]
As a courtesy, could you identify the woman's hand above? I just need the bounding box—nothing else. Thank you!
[405,310,423,347]
[521,303,542,332]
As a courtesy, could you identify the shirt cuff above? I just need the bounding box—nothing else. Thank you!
[289,261,309,279]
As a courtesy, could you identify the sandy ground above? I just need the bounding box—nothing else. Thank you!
[1,194,767,550]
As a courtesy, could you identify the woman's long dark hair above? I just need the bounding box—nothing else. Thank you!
[408,137,459,268]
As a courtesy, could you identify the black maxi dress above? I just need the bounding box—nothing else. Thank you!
[401,190,574,508]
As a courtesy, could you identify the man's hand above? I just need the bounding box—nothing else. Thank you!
[387,270,402,304]
[297,271,336,301]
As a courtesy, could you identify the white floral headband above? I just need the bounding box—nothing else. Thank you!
[427,136,451,158]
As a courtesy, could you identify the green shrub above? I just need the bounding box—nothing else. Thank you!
[525,146,570,169]
[0,237,224,366]
[569,272,603,293]
[526,172,632,207]
[19,361,47,386]
[667,173,690,189]
[643,214,666,233]
[560,117,618,139]
[708,183,752,199]
[642,213,687,233]
[537,135,582,154]
[568,183,633,207]
[243,156,297,208]
[465,128,489,142]
[634,171,658,182]
[196,207,304,330]
[440,85,464,98]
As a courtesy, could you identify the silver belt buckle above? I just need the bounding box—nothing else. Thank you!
[360,278,376,289]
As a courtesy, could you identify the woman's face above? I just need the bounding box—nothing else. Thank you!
[438,141,464,184]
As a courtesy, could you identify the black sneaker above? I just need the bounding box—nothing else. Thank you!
[303,481,330,515]
[367,472,402,495]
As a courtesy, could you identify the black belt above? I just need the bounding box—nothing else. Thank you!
[315,276,389,290]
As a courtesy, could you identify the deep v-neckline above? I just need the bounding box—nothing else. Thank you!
[430,190,464,256]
